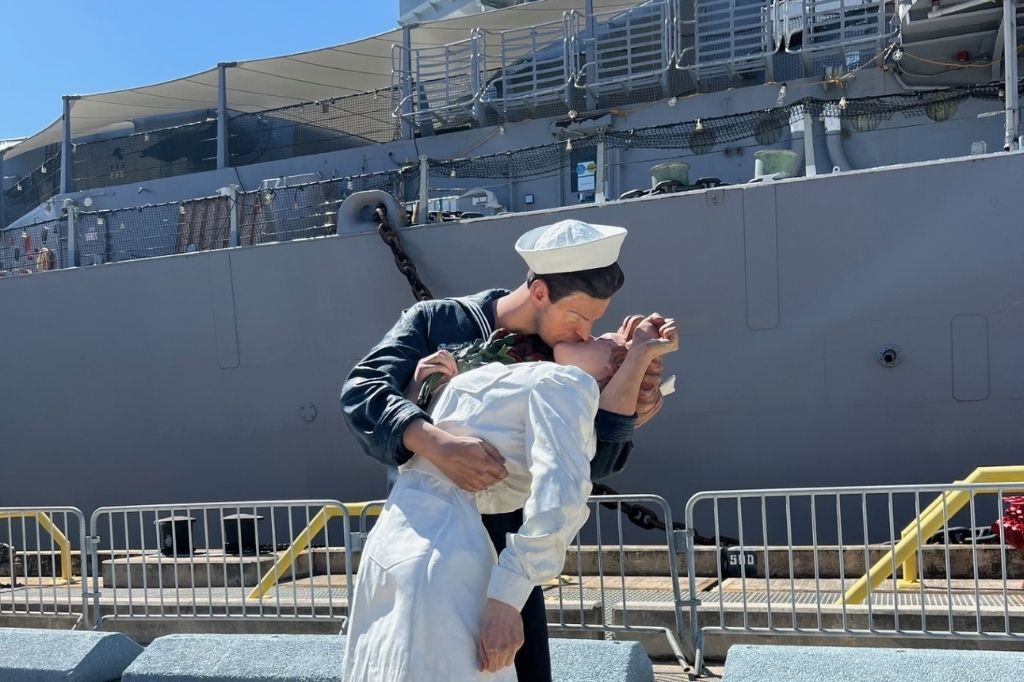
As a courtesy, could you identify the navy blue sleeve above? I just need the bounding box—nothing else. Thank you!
[340,302,436,467]
[590,409,635,480]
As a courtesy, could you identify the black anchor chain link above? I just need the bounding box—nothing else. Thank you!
[376,206,433,302]
[591,483,734,546]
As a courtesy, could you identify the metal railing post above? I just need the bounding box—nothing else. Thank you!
[86,533,102,628]
[1002,0,1019,151]
[65,199,79,267]
[803,108,817,176]
[0,148,6,229]
[681,526,705,676]
[418,155,429,225]
[402,25,416,140]
[470,30,483,124]
[217,62,236,169]
[584,0,598,111]
[228,184,240,247]
[595,132,606,202]
[60,96,79,195]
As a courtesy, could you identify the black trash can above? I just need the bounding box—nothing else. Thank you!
[154,516,196,557]
[223,513,263,556]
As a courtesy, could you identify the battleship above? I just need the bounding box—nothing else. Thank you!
[1,0,1024,678]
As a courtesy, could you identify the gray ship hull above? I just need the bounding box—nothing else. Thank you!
[4,150,1022,521]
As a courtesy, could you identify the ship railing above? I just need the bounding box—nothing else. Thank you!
[568,1,676,99]
[479,14,579,121]
[682,481,1024,674]
[392,31,486,131]
[0,506,89,624]
[777,0,899,78]
[87,500,357,629]
[685,0,776,82]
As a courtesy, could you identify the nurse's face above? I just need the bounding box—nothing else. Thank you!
[552,334,625,383]
[534,290,611,347]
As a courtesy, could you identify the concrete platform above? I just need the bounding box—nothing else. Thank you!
[122,633,657,681]
[122,634,343,681]
[550,639,654,682]
[0,626,143,681]
[721,644,1024,681]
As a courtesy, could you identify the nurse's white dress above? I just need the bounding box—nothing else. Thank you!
[342,361,598,681]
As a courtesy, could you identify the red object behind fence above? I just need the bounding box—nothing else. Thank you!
[992,496,1024,549]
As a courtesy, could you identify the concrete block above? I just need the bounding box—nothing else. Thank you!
[122,633,344,681]
[722,644,1024,682]
[550,638,653,682]
[0,626,143,681]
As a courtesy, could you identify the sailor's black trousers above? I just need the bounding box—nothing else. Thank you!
[483,509,552,682]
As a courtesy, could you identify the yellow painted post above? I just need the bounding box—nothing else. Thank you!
[247,505,337,601]
[841,489,971,604]
[0,511,73,584]
[33,512,72,584]
[246,502,383,601]
[842,466,1024,605]
[897,467,1024,590]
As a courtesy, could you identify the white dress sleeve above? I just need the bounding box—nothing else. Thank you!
[486,365,599,610]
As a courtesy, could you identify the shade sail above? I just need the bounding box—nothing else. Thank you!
[8,0,643,158]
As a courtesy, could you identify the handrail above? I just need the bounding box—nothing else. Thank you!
[246,501,383,601]
[0,511,73,584]
[839,466,1024,605]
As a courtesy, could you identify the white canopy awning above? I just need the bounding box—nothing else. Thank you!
[8,0,641,158]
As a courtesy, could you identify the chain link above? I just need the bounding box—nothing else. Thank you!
[591,483,735,546]
[373,203,727,545]
[376,206,433,302]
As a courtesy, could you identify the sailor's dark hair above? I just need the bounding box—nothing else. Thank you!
[527,262,625,303]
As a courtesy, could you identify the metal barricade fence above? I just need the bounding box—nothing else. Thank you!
[351,494,693,669]
[551,494,693,670]
[88,500,355,628]
[683,482,1024,672]
[0,506,89,623]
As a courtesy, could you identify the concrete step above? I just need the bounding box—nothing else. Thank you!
[0,627,142,681]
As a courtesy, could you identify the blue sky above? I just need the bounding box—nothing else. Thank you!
[0,1,398,140]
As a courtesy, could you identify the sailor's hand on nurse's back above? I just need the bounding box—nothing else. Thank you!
[425,433,508,493]
[478,598,524,673]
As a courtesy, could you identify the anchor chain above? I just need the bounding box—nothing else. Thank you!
[591,483,734,546]
[374,201,726,544]
[375,206,433,302]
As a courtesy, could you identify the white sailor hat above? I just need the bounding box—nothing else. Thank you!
[514,219,627,275]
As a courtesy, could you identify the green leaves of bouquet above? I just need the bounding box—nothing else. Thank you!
[416,329,549,407]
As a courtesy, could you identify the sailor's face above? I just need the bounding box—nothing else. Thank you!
[553,334,623,382]
[536,292,610,346]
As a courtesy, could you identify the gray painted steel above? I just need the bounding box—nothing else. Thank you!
[2,151,1022,524]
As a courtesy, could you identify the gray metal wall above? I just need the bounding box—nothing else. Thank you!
[2,150,1022,524]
